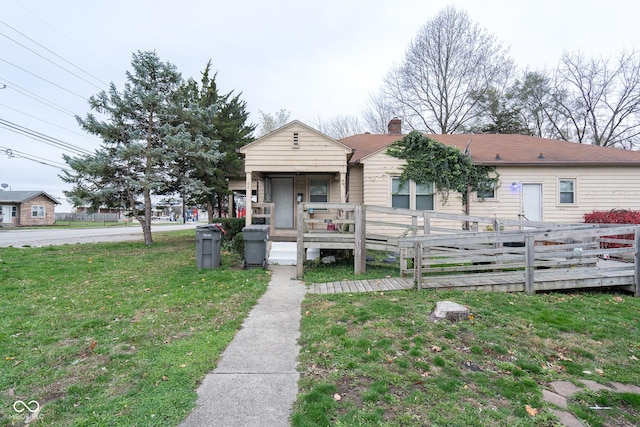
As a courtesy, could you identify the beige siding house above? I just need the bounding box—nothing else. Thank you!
[236,121,352,237]
[0,191,60,226]
[237,119,640,238]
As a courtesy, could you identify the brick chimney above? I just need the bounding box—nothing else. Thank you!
[387,117,402,134]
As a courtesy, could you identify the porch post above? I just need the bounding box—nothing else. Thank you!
[340,172,347,203]
[245,171,252,227]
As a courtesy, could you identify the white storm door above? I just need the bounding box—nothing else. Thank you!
[522,184,542,222]
[271,177,294,228]
[1,206,12,223]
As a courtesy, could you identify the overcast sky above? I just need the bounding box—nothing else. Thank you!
[1,0,637,210]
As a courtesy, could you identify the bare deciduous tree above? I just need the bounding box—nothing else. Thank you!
[382,6,513,134]
[256,108,290,137]
[548,50,640,147]
[363,89,396,134]
[311,114,365,139]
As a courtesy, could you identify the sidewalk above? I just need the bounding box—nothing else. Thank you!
[180,265,306,427]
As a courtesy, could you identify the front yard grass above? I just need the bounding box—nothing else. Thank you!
[293,283,640,426]
[0,231,270,426]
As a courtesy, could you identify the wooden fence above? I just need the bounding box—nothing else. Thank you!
[399,224,640,296]
[295,202,639,295]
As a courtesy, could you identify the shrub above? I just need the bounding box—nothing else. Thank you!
[210,217,245,245]
[584,209,640,248]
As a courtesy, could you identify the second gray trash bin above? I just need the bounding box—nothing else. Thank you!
[242,224,270,269]
[196,224,223,269]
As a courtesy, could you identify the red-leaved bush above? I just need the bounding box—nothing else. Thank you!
[584,209,640,248]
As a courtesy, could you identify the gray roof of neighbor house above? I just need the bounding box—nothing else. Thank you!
[0,191,61,204]
[340,133,640,166]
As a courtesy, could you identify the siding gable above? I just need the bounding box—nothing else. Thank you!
[240,121,352,173]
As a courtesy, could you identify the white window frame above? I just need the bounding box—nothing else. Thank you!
[31,205,46,217]
[558,178,576,205]
[475,181,497,201]
[309,178,329,203]
[391,177,435,211]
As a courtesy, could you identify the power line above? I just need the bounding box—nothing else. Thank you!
[0,77,77,116]
[0,102,100,143]
[0,19,109,88]
[0,118,93,155]
[0,28,105,91]
[0,144,71,171]
[9,0,120,78]
[0,57,89,101]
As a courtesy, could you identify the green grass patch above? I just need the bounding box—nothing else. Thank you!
[293,289,640,426]
[0,231,270,426]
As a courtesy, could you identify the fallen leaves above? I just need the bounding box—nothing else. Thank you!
[525,405,538,417]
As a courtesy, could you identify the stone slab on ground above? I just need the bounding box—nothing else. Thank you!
[431,301,470,321]
[542,389,567,409]
[550,380,583,397]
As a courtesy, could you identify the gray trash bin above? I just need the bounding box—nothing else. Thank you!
[242,224,270,269]
[196,224,223,269]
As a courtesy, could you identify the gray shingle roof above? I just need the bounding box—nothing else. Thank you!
[0,191,60,204]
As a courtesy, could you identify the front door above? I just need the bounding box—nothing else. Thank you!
[1,206,12,223]
[522,184,542,222]
[271,177,294,228]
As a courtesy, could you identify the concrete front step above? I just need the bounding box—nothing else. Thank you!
[269,242,297,266]
[268,243,321,266]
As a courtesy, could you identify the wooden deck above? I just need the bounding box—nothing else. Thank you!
[308,277,414,294]
[307,260,636,295]
[295,203,640,296]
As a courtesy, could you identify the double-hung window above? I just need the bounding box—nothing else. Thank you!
[391,177,434,210]
[31,205,45,217]
[559,179,575,204]
[309,179,328,203]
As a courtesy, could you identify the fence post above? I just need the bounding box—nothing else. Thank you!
[414,242,423,291]
[635,227,640,297]
[296,204,305,279]
[493,218,502,250]
[524,235,535,294]
[354,204,366,275]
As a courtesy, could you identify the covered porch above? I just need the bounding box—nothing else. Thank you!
[236,120,353,240]
[241,172,347,240]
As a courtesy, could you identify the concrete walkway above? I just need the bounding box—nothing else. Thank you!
[180,266,306,427]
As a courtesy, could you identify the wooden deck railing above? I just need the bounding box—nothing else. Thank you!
[251,202,275,235]
[398,224,640,295]
[295,203,639,296]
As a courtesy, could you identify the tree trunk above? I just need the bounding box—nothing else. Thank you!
[142,188,153,245]
[206,194,215,224]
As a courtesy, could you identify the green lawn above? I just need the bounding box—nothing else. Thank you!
[293,283,640,426]
[0,231,270,426]
[3,237,639,426]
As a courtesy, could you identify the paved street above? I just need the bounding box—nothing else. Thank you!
[0,222,200,247]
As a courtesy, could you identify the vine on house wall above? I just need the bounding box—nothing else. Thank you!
[386,131,499,206]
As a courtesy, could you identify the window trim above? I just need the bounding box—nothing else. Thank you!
[309,178,329,203]
[31,205,46,218]
[475,181,497,201]
[390,177,435,211]
[558,178,576,205]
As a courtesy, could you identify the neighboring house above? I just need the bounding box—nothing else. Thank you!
[0,191,60,226]
[235,119,640,238]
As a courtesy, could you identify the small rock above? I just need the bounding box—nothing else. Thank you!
[431,301,470,321]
